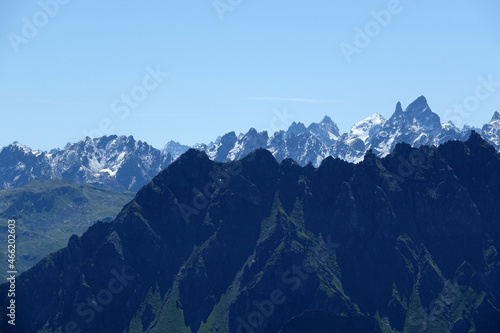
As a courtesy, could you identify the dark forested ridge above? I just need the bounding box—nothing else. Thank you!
[2,131,500,333]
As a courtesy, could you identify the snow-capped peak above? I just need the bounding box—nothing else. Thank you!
[481,111,500,147]
[7,141,45,156]
[306,115,342,145]
[442,121,458,130]
[348,113,386,143]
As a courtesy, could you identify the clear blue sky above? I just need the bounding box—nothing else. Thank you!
[1,0,499,151]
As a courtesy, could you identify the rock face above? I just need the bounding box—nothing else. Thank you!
[481,111,500,147]
[2,132,500,333]
[0,142,52,189]
[0,136,173,192]
[369,96,442,156]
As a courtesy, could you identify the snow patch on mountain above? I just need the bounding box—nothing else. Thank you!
[481,111,500,147]
[0,135,172,191]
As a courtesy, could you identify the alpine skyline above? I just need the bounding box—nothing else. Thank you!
[1,0,499,151]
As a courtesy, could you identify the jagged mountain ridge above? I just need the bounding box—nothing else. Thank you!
[204,96,483,165]
[0,135,173,192]
[1,96,498,191]
[2,132,500,332]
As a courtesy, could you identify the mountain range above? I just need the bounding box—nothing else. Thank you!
[1,96,497,193]
[2,131,499,332]
[0,136,173,192]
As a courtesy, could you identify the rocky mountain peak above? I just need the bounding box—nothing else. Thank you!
[402,96,440,129]
[405,95,428,113]
[306,115,342,145]
[394,101,403,114]
[220,131,237,144]
[176,148,209,164]
[320,115,334,125]
[491,111,500,122]
[163,140,190,160]
[287,121,307,136]
[244,147,277,165]
[466,129,489,147]
[7,141,31,152]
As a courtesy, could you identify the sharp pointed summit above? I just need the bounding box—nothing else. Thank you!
[481,111,500,148]
[491,111,500,122]
[405,95,429,113]
[306,115,341,145]
[367,96,442,157]
[320,115,334,125]
[394,101,403,114]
